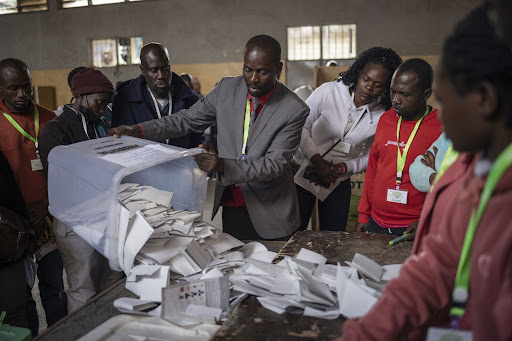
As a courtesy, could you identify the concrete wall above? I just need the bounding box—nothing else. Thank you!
[1,0,480,106]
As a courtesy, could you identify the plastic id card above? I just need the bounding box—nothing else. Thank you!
[31,159,43,171]
[387,188,408,204]
[426,327,473,341]
[333,140,351,154]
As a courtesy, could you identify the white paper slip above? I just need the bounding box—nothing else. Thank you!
[183,304,222,321]
[297,268,337,305]
[381,264,402,282]
[238,241,268,258]
[351,253,383,282]
[113,297,159,312]
[303,306,340,320]
[200,268,224,280]
[270,278,301,295]
[123,211,154,273]
[128,187,174,208]
[139,235,192,264]
[247,250,277,263]
[244,258,286,277]
[206,233,245,255]
[297,248,327,266]
[184,239,215,269]
[127,264,161,282]
[339,280,378,318]
[101,144,180,167]
[125,265,170,302]
[168,253,202,277]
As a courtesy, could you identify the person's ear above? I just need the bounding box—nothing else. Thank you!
[478,81,499,120]
[140,64,144,74]
[423,88,433,102]
[276,61,283,78]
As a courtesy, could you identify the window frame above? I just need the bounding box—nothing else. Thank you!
[287,23,357,62]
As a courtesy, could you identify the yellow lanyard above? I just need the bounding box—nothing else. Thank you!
[449,142,512,328]
[241,99,251,160]
[2,104,40,157]
[431,143,459,190]
[395,107,429,188]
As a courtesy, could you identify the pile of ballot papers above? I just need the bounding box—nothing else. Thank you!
[115,183,402,325]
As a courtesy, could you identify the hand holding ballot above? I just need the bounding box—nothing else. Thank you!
[193,143,224,174]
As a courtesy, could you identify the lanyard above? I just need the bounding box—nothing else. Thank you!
[80,112,98,140]
[395,106,429,188]
[148,86,172,119]
[241,99,251,159]
[431,143,459,190]
[449,141,512,326]
[2,104,40,157]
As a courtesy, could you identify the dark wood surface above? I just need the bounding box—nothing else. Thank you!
[34,232,412,340]
[33,240,286,341]
[212,231,413,341]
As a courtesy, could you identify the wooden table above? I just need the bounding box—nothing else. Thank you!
[212,231,412,341]
[34,232,412,340]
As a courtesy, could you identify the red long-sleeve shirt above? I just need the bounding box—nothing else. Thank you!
[357,108,442,228]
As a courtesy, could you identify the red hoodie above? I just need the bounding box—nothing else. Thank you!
[358,108,442,228]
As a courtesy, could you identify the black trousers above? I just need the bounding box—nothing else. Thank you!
[296,178,351,231]
[222,206,295,241]
[365,216,408,236]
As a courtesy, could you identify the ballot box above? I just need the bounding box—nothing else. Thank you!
[47,136,207,271]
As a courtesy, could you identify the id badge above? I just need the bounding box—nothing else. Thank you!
[387,188,408,204]
[333,140,351,153]
[426,327,473,341]
[31,159,43,171]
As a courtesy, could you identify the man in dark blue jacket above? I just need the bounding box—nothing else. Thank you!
[111,42,203,148]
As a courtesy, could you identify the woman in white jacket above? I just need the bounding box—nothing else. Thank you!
[295,47,402,231]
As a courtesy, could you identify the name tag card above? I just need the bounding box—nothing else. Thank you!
[333,140,351,154]
[426,327,473,341]
[31,159,43,171]
[387,188,408,204]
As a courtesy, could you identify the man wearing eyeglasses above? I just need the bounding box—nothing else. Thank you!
[111,42,203,149]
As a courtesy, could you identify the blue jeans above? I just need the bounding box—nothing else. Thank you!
[26,249,67,336]
[296,178,351,231]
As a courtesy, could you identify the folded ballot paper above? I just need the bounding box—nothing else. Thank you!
[115,182,402,324]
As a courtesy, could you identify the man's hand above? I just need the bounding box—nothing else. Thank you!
[356,222,367,232]
[421,146,438,170]
[108,125,143,138]
[193,143,224,173]
[404,221,419,240]
[310,154,342,187]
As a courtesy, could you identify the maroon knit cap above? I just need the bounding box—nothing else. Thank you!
[71,67,114,97]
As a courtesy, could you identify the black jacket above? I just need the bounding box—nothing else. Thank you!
[111,72,203,149]
[39,105,98,175]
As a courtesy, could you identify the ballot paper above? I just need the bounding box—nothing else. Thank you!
[351,253,383,282]
[125,265,170,302]
[113,297,160,312]
[339,279,379,318]
[161,276,230,323]
[123,211,154,274]
[206,233,245,255]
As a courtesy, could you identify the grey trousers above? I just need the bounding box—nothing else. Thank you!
[54,219,122,313]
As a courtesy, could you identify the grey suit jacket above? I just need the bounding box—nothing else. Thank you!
[140,76,309,239]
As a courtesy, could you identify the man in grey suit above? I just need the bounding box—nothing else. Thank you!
[110,35,309,240]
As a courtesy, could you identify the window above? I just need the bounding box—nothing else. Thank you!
[287,24,356,61]
[92,37,143,67]
[61,0,140,9]
[0,0,47,14]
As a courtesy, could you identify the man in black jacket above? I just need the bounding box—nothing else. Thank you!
[39,68,122,313]
[111,43,203,148]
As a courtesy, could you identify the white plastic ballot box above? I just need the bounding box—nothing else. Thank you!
[47,136,208,271]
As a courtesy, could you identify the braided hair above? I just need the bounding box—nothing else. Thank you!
[441,4,512,127]
[337,47,402,110]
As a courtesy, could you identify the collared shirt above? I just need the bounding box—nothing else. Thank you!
[221,83,277,208]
